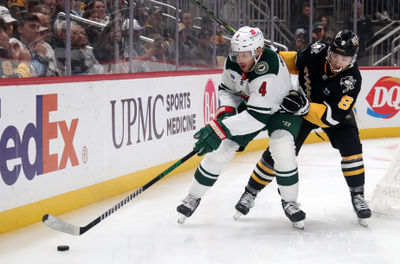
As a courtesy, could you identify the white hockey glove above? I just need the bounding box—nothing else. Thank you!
[280,90,310,115]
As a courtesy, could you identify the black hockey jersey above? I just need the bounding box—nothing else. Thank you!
[0,48,30,78]
[296,41,362,127]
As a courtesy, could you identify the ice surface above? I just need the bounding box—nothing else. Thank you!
[1,138,399,264]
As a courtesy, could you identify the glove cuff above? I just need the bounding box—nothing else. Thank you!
[297,98,310,115]
[209,120,228,140]
[216,106,236,120]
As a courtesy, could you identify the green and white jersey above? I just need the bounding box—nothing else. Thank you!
[219,48,294,136]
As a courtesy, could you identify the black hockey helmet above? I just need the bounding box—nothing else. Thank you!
[330,29,359,57]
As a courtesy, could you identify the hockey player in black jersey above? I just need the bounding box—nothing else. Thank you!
[235,29,372,226]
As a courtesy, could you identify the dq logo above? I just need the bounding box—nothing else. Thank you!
[0,94,80,185]
[366,76,400,119]
[203,79,217,125]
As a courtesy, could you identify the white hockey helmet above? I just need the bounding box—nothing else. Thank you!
[230,26,265,61]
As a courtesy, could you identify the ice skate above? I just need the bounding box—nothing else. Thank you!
[233,189,256,220]
[281,199,306,229]
[351,194,371,227]
[177,194,201,224]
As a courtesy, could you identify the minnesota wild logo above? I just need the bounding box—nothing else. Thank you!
[254,61,269,75]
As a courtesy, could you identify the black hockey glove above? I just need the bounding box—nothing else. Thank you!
[280,90,310,115]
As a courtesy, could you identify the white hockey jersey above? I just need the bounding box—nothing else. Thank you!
[219,48,295,136]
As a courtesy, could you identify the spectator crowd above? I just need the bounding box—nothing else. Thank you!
[0,0,230,77]
[290,1,397,65]
[0,0,397,78]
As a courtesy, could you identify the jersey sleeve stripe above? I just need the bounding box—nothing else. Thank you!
[246,105,272,114]
[247,109,271,124]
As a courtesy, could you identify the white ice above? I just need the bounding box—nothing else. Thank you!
[1,138,400,264]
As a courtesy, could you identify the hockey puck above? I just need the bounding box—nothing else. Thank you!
[57,245,70,251]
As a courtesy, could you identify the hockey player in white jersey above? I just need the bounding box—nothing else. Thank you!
[177,26,309,228]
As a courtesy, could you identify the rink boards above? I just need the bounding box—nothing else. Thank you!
[0,68,399,233]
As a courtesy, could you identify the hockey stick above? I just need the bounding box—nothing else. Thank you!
[42,149,198,236]
[189,0,288,51]
[190,0,236,33]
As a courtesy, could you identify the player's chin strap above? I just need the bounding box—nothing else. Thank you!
[249,50,263,72]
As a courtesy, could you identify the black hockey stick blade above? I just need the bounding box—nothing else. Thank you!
[42,149,198,236]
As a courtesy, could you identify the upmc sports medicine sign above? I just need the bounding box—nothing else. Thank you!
[366,76,400,119]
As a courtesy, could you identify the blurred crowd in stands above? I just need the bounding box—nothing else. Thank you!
[290,1,398,66]
[0,0,398,78]
[0,0,231,77]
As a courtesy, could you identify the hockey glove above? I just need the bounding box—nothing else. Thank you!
[280,90,310,115]
[193,119,231,156]
[216,106,236,121]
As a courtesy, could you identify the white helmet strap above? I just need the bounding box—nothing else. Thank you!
[249,48,263,71]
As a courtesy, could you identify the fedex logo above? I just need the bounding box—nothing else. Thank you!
[366,76,400,119]
[0,94,79,185]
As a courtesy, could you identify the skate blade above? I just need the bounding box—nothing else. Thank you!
[358,218,368,227]
[233,211,243,221]
[177,213,187,224]
[292,220,304,230]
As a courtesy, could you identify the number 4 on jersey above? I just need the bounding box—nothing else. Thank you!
[259,82,267,96]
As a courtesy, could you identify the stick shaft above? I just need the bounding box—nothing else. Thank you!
[190,0,236,33]
[43,150,198,235]
[189,0,288,51]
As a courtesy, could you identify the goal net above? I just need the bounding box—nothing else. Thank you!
[370,144,400,216]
